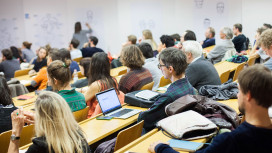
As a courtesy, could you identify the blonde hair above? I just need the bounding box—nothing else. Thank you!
[34,91,87,153]
[120,45,145,69]
[142,29,158,50]
[259,29,272,49]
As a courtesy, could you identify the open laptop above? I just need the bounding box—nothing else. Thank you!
[96,88,142,119]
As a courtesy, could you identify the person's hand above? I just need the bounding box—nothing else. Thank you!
[138,37,142,43]
[11,108,25,136]
[85,23,91,29]
[148,141,169,153]
[83,42,89,48]
[23,111,35,124]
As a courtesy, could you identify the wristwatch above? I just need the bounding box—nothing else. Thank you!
[11,134,20,140]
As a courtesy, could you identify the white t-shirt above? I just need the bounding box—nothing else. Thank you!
[70,49,83,60]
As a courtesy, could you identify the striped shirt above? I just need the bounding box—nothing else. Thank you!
[58,88,86,112]
[119,68,153,94]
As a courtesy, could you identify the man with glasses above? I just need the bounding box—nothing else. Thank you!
[138,47,196,133]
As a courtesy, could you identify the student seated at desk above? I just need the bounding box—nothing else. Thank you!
[29,47,48,74]
[207,27,236,64]
[138,47,196,133]
[71,57,91,88]
[31,48,80,91]
[7,91,91,153]
[183,41,221,91]
[0,49,21,81]
[149,65,272,153]
[119,45,153,94]
[47,60,86,112]
[0,76,17,133]
[83,52,124,118]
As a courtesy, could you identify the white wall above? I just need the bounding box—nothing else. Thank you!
[0,0,271,56]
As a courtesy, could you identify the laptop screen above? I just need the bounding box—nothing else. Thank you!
[96,88,122,114]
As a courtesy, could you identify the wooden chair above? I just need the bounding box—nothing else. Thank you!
[117,69,127,76]
[114,121,144,151]
[140,81,154,90]
[232,62,246,81]
[247,55,258,66]
[73,106,89,122]
[158,76,171,87]
[73,57,83,63]
[14,68,32,77]
[0,124,34,153]
[219,70,231,84]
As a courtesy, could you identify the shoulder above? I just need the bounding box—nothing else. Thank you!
[89,81,101,91]
[27,137,48,152]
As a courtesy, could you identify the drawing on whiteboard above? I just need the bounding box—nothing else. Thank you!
[217,2,224,14]
[139,19,156,30]
[40,14,62,34]
[32,13,64,48]
[0,19,18,51]
[195,0,204,9]
[86,10,93,22]
[203,18,211,28]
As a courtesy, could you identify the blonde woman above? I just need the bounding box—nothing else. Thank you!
[8,91,91,153]
[140,29,158,51]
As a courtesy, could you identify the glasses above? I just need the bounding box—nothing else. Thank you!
[157,63,167,69]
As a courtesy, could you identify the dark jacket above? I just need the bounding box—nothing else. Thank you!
[165,95,239,129]
[199,80,238,100]
[81,47,104,58]
[26,136,91,153]
[0,105,18,133]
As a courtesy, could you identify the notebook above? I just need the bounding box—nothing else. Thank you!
[168,139,204,152]
[96,88,141,119]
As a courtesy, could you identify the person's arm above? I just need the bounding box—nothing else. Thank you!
[185,65,198,87]
[195,133,235,153]
[0,63,4,72]
[7,109,24,153]
[149,141,177,153]
[31,68,46,87]
[207,45,220,59]
[85,23,92,33]
[118,76,129,94]
[83,81,100,102]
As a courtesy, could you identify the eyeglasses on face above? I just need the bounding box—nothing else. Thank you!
[157,63,167,69]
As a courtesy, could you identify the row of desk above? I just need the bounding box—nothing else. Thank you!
[14,66,128,87]
[17,92,239,152]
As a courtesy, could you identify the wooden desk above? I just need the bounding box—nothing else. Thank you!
[217,99,239,113]
[20,105,148,150]
[203,45,215,57]
[110,66,127,77]
[15,75,34,86]
[81,105,147,145]
[214,61,240,75]
[13,92,37,107]
[115,129,207,153]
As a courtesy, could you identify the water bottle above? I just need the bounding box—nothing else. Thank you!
[73,69,78,82]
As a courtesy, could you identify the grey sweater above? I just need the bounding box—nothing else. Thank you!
[207,39,235,64]
[0,59,21,81]
[73,29,92,49]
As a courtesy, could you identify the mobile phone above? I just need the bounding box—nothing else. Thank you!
[96,116,113,120]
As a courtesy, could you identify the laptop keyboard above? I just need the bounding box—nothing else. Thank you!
[110,109,133,117]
